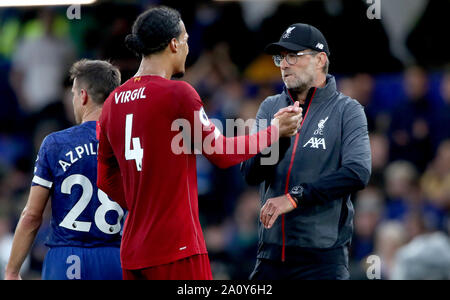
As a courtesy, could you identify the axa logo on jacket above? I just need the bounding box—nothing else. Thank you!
[303,116,329,150]
[303,137,326,149]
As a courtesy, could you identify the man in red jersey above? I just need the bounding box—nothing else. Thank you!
[97,6,302,280]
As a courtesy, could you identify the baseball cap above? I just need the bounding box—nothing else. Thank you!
[264,23,330,56]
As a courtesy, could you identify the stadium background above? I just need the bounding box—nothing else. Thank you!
[0,0,449,279]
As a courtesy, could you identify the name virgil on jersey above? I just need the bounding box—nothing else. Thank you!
[114,87,147,104]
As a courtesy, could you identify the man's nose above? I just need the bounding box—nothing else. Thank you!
[280,57,289,69]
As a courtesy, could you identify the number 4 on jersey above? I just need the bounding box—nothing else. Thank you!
[125,114,143,171]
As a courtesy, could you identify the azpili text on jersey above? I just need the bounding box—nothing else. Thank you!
[59,143,99,172]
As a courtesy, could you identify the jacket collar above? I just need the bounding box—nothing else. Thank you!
[283,74,337,105]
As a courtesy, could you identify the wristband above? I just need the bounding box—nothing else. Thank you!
[285,193,298,209]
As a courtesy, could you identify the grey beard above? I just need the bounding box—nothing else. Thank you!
[286,72,316,97]
[288,81,309,95]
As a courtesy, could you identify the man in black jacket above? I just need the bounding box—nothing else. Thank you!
[241,23,372,280]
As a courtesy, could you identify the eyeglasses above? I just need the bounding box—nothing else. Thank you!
[272,51,316,67]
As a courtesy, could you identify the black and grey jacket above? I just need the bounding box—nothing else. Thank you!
[241,75,371,264]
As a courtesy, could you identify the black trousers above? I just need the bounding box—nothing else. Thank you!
[249,258,350,280]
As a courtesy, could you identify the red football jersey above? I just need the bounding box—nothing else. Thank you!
[97,75,276,269]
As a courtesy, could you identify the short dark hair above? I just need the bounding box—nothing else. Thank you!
[125,6,182,57]
[70,59,121,105]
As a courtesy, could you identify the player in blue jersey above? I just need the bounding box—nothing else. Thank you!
[5,59,123,280]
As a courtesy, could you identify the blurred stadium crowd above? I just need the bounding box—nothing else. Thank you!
[0,0,450,279]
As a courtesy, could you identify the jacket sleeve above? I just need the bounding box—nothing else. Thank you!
[300,101,372,205]
[240,98,291,185]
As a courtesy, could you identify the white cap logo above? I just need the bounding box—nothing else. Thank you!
[283,26,295,39]
[315,42,324,50]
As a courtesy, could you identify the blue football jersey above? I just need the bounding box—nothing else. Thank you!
[32,121,124,247]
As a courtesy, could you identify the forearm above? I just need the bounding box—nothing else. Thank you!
[205,124,279,169]
[5,210,42,278]
[241,137,291,185]
[97,159,127,209]
[241,153,268,185]
[299,163,371,205]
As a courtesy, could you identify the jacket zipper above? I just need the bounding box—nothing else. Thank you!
[281,87,317,262]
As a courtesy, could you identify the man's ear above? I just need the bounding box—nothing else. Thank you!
[169,38,178,53]
[318,52,327,69]
[80,89,89,105]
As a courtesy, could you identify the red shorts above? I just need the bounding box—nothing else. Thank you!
[122,254,213,280]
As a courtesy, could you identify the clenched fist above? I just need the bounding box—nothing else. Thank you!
[271,101,303,138]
